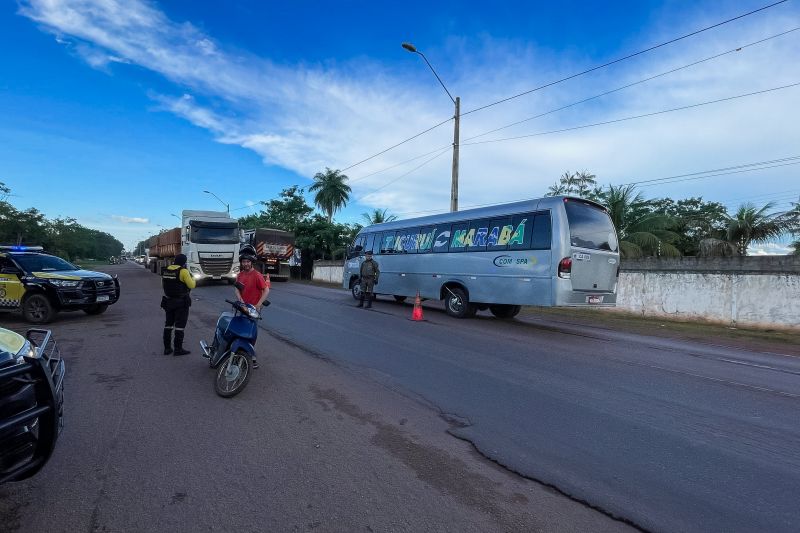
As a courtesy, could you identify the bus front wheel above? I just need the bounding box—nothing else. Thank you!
[489,304,521,319]
[350,279,362,300]
[445,287,477,318]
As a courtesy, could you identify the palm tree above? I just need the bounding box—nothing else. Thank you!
[574,170,597,197]
[546,183,567,196]
[600,184,681,258]
[309,168,352,223]
[725,202,790,256]
[361,208,397,225]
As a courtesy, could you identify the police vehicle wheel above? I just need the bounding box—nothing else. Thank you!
[445,287,477,318]
[393,295,407,303]
[489,304,521,319]
[83,304,109,315]
[22,294,55,324]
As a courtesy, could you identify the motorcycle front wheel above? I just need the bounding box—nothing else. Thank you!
[214,350,252,398]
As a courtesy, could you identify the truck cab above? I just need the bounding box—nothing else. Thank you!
[182,210,240,283]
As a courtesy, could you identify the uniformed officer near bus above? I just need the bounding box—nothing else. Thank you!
[357,250,380,308]
[161,253,196,355]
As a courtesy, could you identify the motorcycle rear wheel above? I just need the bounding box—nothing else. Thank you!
[214,350,252,398]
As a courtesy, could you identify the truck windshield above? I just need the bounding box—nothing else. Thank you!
[14,254,77,272]
[190,223,239,244]
[564,200,619,252]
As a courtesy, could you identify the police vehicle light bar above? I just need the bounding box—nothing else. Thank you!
[0,245,44,252]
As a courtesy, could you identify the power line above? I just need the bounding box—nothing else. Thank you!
[341,116,453,172]
[353,29,799,192]
[358,148,451,202]
[339,1,788,173]
[391,156,800,217]
[463,27,799,143]
[462,82,800,146]
[623,156,800,186]
[461,0,790,116]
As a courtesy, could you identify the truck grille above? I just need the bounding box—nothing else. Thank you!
[200,258,232,276]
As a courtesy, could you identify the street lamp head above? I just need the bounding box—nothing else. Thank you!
[401,42,418,53]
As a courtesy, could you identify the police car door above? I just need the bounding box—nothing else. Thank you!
[0,256,24,309]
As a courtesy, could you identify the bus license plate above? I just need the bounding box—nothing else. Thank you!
[586,295,603,304]
[97,295,110,302]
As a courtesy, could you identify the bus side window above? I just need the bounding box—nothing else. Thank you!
[381,232,397,254]
[432,225,451,253]
[466,218,491,251]
[449,222,469,252]
[363,233,375,255]
[531,213,552,249]
[417,226,435,253]
[487,217,512,250]
[508,214,533,250]
[372,232,383,255]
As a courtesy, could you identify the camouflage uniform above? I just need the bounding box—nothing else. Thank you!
[357,254,380,308]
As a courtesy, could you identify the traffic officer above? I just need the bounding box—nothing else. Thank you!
[161,253,196,355]
[357,250,380,308]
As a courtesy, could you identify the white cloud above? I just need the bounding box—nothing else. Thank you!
[111,215,149,224]
[18,0,800,219]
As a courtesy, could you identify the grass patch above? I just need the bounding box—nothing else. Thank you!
[521,306,800,350]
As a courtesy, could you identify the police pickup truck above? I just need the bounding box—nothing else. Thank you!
[0,246,120,324]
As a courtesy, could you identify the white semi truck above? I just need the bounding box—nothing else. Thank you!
[149,210,240,283]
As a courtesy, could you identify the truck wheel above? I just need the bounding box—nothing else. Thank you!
[83,304,109,315]
[444,287,477,318]
[22,294,56,324]
[489,304,521,319]
[393,295,407,303]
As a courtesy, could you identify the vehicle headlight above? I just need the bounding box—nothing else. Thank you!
[190,266,201,273]
[233,265,240,273]
[49,279,81,288]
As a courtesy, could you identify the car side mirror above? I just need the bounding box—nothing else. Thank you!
[234,281,245,291]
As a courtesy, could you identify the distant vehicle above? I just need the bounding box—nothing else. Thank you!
[0,246,121,324]
[242,228,295,282]
[0,327,65,484]
[147,210,240,283]
[343,196,620,318]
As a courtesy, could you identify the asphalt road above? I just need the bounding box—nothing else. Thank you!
[0,263,630,533]
[195,270,800,532]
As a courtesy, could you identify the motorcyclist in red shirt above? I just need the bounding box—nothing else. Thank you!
[234,245,269,368]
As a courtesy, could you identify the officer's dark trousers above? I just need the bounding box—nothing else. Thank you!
[162,296,190,350]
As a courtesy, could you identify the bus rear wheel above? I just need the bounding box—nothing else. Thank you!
[489,304,521,319]
[445,287,476,318]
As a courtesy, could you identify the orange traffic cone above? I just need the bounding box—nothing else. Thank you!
[411,291,424,321]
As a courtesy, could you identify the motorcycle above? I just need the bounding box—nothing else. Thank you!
[200,296,268,398]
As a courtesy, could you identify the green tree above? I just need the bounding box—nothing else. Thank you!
[361,208,397,225]
[239,186,313,231]
[309,168,352,223]
[725,202,792,256]
[596,184,681,258]
[648,197,728,256]
[545,170,597,198]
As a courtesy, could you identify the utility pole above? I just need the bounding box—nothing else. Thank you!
[403,42,460,212]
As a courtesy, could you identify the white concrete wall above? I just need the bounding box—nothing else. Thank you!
[313,262,344,285]
[617,272,800,329]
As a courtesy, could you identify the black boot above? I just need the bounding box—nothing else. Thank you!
[365,294,372,309]
[163,328,173,355]
[173,329,190,356]
[356,294,364,308]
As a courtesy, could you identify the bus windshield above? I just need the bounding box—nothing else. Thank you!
[564,201,618,252]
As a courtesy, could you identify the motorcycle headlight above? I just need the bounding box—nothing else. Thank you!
[49,279,81,288]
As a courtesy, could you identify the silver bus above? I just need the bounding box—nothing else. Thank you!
[343,196,620,318]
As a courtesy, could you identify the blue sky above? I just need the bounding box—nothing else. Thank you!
[1,0,798,252]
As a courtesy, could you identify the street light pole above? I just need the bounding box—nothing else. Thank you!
[402,42,459,212]
[203,190,230,213]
